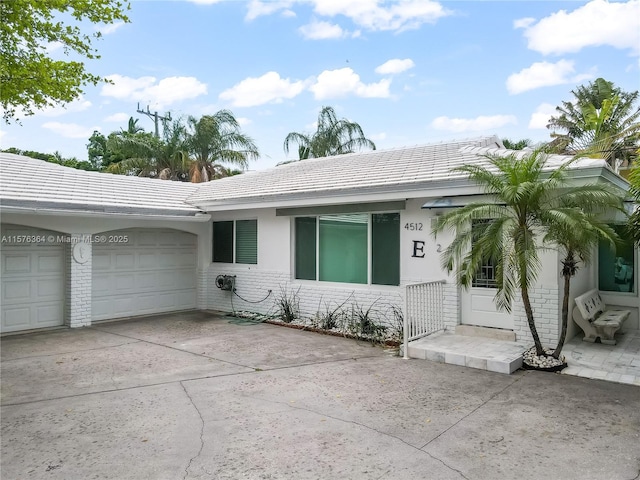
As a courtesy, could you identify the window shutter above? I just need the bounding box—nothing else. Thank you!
[236,220,257,264]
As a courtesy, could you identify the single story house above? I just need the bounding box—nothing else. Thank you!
[1,136,637,348]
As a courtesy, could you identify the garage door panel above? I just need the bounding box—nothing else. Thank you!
[37,254,63,273]
[37,278,63,298]
[175,270,196,288]
[137,272,161,289]
[139,253,159,268]
[92,229,197,321]
[114,274,135,290]
[35,304,64,326]
[115,253,135,269]
[4,254,31,274]
[4,280,31,302]
[3,306,32,329]
[92,253,112,270]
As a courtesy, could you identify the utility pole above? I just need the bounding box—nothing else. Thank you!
[136,103,172,138]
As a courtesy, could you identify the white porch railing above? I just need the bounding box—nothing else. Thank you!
[403,280,446,359]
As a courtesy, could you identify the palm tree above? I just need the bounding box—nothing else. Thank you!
[629,161,640,246]
[547,78,640,169]
[106,118,190,180]
[502,138,531,150]
[186,111,259,182]
[432,149,620,357]
[543,192,623,359]
[283,106,376,160]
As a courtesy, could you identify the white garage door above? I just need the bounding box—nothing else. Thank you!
[1,228,65,333]
[92,229,197,321]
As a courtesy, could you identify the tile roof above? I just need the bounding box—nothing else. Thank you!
[0,153,203,216]
[1,136,613,216]
[187,137,503,208]
[186,136,610,209]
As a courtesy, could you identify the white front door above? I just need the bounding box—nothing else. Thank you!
[461,258,514,330]
[92,229,197,321]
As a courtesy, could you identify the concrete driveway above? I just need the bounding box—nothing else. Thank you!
[2,311,639,480]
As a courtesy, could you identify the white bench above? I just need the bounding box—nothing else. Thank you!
[573,289,630,345]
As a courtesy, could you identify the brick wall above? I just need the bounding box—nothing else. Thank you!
[205,264,404,328]
[512,285,560,346]
[66,236,92,328]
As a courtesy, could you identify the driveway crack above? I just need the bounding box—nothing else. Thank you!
[180,381,206,480]
[252,395,469,480]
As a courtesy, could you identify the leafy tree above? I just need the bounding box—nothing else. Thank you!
[502,138,531,150]
[1,0,130,123]
[2,147,97,170]
[185,111,259,182]
[283,106,376,160]
[432,149,623,357]
[547,78,640,169]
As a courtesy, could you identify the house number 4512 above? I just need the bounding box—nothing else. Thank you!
[404,222,423,231]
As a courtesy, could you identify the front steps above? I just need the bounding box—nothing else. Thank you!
[406,329,527,374]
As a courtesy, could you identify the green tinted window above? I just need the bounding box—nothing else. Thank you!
[599,225,635,293]
[295,217,316,280]
[236,220,257,264]
[372,213,400,285]
[213,221,233,263]
[319,214,368,284]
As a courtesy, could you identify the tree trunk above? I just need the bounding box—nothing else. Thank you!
[521,287,545,356]
[553,273,571,359]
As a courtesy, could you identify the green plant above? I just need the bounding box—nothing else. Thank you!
[349,300,386,343]
[274,286,300,323]
[387,305,404,345]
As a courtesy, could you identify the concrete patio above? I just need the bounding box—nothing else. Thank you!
[406,328,640,385]
[2,311,639,480]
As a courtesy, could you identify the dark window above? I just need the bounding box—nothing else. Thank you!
[213,221,233,263]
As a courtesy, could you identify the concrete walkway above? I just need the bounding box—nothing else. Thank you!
[2,311,639,480]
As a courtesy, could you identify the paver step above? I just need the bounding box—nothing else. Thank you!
[405,331,527,374]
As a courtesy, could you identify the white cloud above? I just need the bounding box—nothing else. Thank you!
[513,17,535,29]
[370,132,387,141]
[187,0,225,4]
[237,117,252,126]
[375,58,415,75]
[431,115,517,133]
[311,0,451,32]
[299,20,346,39]
[97,21,125,35]
[506,60,591,95]
[246,0,296,21]
[309,67,391,100]
[101,75,208,108]
[517,0,640,56]
[219,71,307,107]
[37,96,92,117]
[245,0,450,32]
[42,122,100,139]
[528,103,557,130]
[104,112,130,123]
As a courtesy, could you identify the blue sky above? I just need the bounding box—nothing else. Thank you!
[2,0,639,171]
